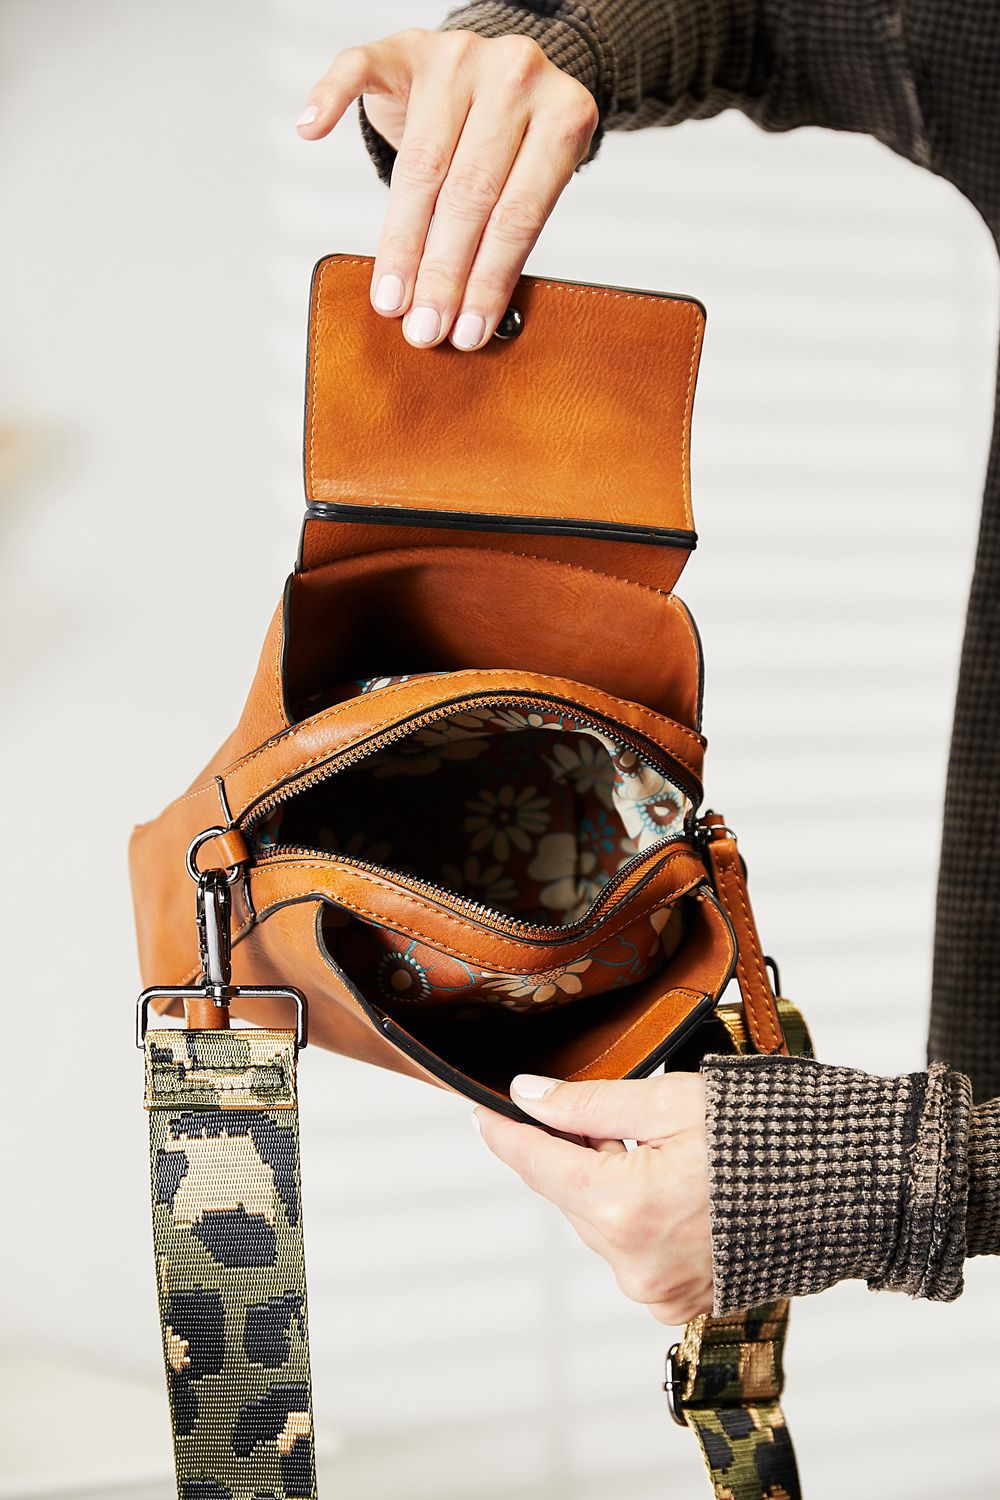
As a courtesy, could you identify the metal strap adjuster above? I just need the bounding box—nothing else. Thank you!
[664,1343,688,1427]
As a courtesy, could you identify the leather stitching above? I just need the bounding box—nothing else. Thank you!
[142,780,225,823]
[308,257,703,533]
[680,303,700,530]
[504,545,667,600]
[256,847,701,929]
[224,670,705,812]
[500,547,703,703]
[713,841,781,1055]
[149,669,702,826]
[567,986,707,1077]
[251,862,703,972]
[273,612,286,729]
[250,853,704,972]
[153,665,704,822]
[694,887,737,971]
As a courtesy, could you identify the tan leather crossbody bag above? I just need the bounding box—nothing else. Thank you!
[132,254,809,1500]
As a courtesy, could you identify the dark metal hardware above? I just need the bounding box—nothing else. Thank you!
[135,855,307,1051]
[493,305,524,340]
[664,1343,688,1427]
[185,825,244,885]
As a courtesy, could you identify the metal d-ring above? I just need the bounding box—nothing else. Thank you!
[185,826,244,885]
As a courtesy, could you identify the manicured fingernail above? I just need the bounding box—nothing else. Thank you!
[470,1110,483,1135]
[452,311,485,350]
[511,1074,558,1100]
[405,305,440,345]
[373,273,405,312]
[296,105,319,128]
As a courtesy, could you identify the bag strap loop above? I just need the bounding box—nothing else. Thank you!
[701,814,789,1056]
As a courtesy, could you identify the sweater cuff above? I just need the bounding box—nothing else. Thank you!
[700,1054,972,1315]
[357,3,609,187]
[967,1097,1000,1257]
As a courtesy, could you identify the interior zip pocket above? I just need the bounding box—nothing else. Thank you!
[245,687,698,936]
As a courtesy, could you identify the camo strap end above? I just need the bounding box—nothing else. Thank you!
[145,1027,317,1500]
[676,1301,800,1500]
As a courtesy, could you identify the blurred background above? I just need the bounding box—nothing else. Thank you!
[2,1,998,1496]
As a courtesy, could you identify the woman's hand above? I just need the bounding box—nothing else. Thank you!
[296,28,599,349]
[473,1073,715,1325]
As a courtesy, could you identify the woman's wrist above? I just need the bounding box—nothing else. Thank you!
[357,3,608,189]
[700,1053,973,1314]
[438,4,609,129]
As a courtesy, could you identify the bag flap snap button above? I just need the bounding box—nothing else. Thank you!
[493,305,524,340]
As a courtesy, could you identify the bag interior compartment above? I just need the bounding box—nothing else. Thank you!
[282,546,704,730]
[318,887,729,1094]
[260,697,692,929]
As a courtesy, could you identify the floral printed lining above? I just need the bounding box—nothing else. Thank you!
[265,676,689,925]
[322,896,687,1012]
[260,674,694,1010]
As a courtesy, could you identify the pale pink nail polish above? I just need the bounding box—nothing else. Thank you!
[453,311,485,350]
[405,306,441,345]
[296,105,319,128]
[511,1074,558,1100]
[373,273,405,312]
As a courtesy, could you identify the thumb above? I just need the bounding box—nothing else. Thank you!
[510,1073,684,1143]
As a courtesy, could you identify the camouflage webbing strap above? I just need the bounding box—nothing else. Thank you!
[675,1303,798,1500]
[667,999,810,1500]
[145,1027,317,1500]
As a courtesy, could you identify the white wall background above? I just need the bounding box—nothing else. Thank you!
[1,1,998,1496]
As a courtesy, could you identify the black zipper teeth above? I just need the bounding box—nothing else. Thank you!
[255,831,693,940]
[243,691,698,938]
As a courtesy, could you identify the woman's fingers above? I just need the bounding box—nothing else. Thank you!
[400,78,531,347]
[429,37,589,347]
[372,71,475,337]
[472,1098,714,1324]
[509,1072,705,1145]
[451,99,597,348]
[297,36,406,140]
[298,28,599,348]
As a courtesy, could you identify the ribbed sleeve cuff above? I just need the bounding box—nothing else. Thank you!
[357,2,610,186]
[967,1097,1000,1257]
[700,1054,973,1315]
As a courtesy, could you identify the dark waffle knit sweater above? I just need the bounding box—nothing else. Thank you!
[357,0,1000,1313]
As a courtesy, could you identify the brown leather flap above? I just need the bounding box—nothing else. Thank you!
[301,254,706,589]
